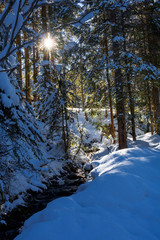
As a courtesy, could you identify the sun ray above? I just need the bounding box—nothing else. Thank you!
[43,33,57,51]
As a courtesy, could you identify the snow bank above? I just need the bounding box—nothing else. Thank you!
[128,132,160,149]
[15,146,160,240]
[0,69,19,107]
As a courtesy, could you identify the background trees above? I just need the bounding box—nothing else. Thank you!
[67,0,160,148]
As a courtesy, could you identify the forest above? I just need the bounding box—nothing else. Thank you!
[0,0,160,239]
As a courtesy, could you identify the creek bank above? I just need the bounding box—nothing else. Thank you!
[0,163,88,240]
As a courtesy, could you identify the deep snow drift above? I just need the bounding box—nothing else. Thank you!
[15,133,160,240]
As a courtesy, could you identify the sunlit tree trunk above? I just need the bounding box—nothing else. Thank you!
[80,72,88,121]
[121,15,136,141]
[80,44,88,121]
[104,36,115,141]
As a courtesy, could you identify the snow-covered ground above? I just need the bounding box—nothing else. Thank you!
[15,131,160,240]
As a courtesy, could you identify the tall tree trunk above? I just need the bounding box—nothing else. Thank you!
[145,0,160,134]
[146,81,154,135]
[32,17,39,102]
[60,60,69,153]
[16,33,22,93]
[121,12,136,141]
[51,50,56,83]
[110,10,127,149]
[126,71,136,140]
[24,32,31,104]
[153,87,160,135]
[80,73,88,121]
[41,5,50,81]
[80,43,88,121]
[104,36,115,141]
[32,44,38,101]
[41,6,49,61]
[142,17,154,135]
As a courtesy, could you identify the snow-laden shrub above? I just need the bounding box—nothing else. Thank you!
[0,69,48,207]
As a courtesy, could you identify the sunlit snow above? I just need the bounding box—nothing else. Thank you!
[15,132,160,240]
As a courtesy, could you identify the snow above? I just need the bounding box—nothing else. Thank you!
[64,41,77,50]
[73,10,99,27]
[0,68,19,107]
[128,132,160,149]
[113,36,124,42]
[80,10,99,24]
[69,108,105,145]
[15,133,160,240]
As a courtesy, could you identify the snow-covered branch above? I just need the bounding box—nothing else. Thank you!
[0,0,40,62]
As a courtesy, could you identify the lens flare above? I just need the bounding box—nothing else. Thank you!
[43,34,57,50]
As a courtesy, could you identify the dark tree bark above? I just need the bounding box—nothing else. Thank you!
[110,9,127,149]
[24,32,31,104]
[153,87,160,135]
[32,15,39,101]
[32,44,39,101]
[121,10,136,141]
[41,5,50,82]
[145,0,160,135]
[41,5,49,61]
[16,33,23,92]
[142,17,154,135]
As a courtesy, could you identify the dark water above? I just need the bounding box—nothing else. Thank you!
[0,166,87,240]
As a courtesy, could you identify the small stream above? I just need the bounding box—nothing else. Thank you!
[0,165,88,240]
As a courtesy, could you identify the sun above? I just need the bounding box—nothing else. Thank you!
[43,33,57,51]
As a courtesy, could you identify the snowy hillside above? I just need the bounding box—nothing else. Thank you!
[15,133,160,240]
